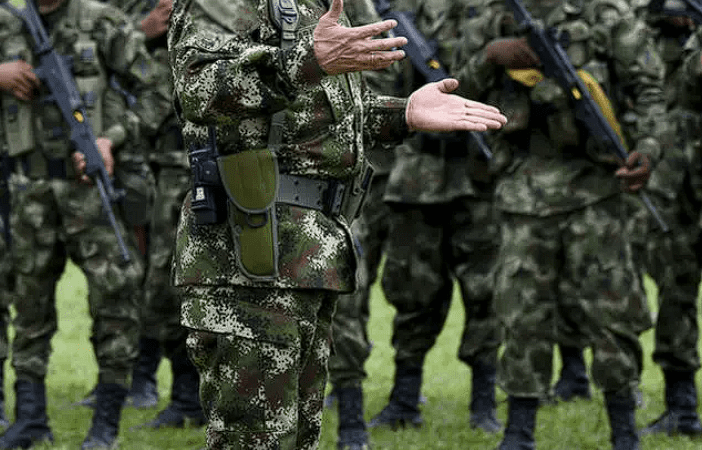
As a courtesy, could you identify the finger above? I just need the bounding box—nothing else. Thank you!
[354,19,399,40]
[431,78,458,94]
[325,0,344,22]
[466,109,508,126]
[366,36,407,52]
[369,50,406,69]
[465,99,502,114]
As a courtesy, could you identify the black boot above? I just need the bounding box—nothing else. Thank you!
[81,383,128,450]
[368,364,422,430]
[126,337,161,409]
[552,346,591,402]
[641,370,702,436]
[0,380,53,449]
[470,362,502,433]
[336,386,369,450]
[605,389,640,450]
[136,342,204,429]
[497,397,537,450]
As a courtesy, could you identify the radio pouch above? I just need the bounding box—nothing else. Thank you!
[218,149,280,280]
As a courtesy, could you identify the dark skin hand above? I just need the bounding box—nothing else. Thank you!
[0,60,40,101]
[140,0,172,39]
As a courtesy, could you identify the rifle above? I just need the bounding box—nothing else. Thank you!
[504,0,670,232]
[372,0,493,160]
[649,0,702,24]
[1,0,132,262]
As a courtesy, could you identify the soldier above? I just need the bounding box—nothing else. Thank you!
[453,0,664,448]
[0,148,11,430]
[167,0,507,448]
[0,0,164,448]
[324,0,399,448]
[96,0,206,429]
[627,0,702,437]
[368,0,503,435]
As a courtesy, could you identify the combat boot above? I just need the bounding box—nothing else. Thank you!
[605,389,639,450]
[81,383,128,450]
[552,345,591,402]
[126,337,161,409]
[0,380,53,449]
[135,342,205,429]
[641,370,702,436]
[368,364,422,430]
[496,397,537,450]
[469,362,502,433]
[336,386,369,450]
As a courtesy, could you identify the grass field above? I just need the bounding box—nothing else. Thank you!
[8,261,702,449]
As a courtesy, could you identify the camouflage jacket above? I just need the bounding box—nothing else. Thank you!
[168,0,408,292]
[100,0,186,168]
[382,0,481,204]
[0,0,162,161]
[453,0,667,216]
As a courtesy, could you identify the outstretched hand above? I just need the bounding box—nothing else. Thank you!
[406,79,508,132]
[314,0,408,75]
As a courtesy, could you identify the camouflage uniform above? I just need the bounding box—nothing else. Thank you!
[628,0,702,436]
[100,0,204,424]
[168,0,409,448]
[369,0,502,433]
[0,0,161,447]
[454,0,662,447]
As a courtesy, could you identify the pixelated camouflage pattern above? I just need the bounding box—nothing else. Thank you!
[494,198,651,396]
[381,193,502,369]
[169,0,408,292]
[183,286,335,450]
[453,0,667,217]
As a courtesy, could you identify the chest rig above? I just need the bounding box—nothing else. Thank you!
[1,0,107,167]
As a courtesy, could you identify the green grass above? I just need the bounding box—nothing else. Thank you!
[13,262,702,449]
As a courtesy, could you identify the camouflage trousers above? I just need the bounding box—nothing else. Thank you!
[495,197,652,397]
[142,165,190,345]
[329,175,390,389]
[10,175,142,386]
[381,194,502,369]
[627,192,702,373]
[181,285,336,450]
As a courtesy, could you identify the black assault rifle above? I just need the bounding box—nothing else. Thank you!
[372,0,493,160]
[1,0,132,262]
[649,0,702,24]
[505,0,670,232]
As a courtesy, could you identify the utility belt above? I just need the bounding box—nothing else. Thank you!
[189,141,373,281]
[12,150,76,180]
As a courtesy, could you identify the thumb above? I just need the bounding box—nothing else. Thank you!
[436,78,459,93]
[325,0,344,22]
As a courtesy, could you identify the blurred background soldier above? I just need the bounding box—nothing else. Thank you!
[325,0,398,448]
[369,0,503,435]
[454,0,665,448]
[0,0,164,448]
[626,0,702,437]
[99,0,205,429]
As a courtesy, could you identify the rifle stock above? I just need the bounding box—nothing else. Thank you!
[1,0,132,262]
[505,0,669,232]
